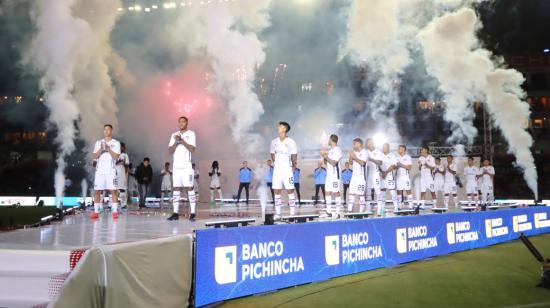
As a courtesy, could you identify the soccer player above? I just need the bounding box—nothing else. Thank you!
[380,143,399,212]
[341,162,352,204]
[418,146,436,209]
[347,138,367,213]
[209,161,223,205]
[271,121,298,218]
[313,161,326,205]
[396,145,413,209]
[236,161,252,205]
[91,124,121,219]
[433,157,445,208]
[293,164,302,205]
[478,159,495,207]
[463,157,480,207]
[160,162,172,210]
[365,138,384,216]
[443,155,459,208]
[321,134,342,218]
[115,142,130,209]
[167,116,197,221]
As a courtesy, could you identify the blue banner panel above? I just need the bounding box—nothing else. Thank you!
[194,207,550,306]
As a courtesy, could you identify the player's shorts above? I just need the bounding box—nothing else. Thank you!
[396,176,411,191]
[466,182,478,195]
[444,182,458,195]
[380,174,395,190]
[349,177,366,195]
[272,167,294,190]
[434,180,444,192]
[420,175,435,193]
[173,168,194,188]
[94,172,117,191]
[210,178,220,189]
[367,175,381,190]
[117,170,128,190]
[480,184,493,196]
[325,175,341,193]
[161,178,172,191]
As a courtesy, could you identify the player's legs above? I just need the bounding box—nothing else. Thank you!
[244,183,250,204]
[294,183,301,205]
[236,183,244,203]
[343,184,349,205]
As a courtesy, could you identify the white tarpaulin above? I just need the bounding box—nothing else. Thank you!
[49,235,193,308]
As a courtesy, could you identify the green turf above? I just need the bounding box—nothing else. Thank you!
[222,234,550,308]
[0,206,69,229]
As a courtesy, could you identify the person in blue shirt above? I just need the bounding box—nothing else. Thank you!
[236,161,252,204]
[341,162,353,205]
[265,159,275,203]
[293,164,301,205]
[313,161,326,205]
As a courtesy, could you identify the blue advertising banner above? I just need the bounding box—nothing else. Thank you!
[194,207,550,306]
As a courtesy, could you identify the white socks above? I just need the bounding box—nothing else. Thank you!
[348,195,355,212]
[218,189,223,200]
[406,194,413,209]
[275,194,282,215]
[335,196,341,214]
[359,196,366,212]
[210,190,215,202]
[390,190,398,211]
[112,202,119,213]
[289,193,296,215]
[326,196,332,214]
[453,195,458,208]
[173,191,180,213]
[444,194,449,208]
[188,191,196,214]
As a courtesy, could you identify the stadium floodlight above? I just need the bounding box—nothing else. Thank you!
[544,48,549,53]
[372,132,387,147]
[152,5,158,9]
[134,5,142,11]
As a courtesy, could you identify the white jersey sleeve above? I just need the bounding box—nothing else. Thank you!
[111,140,121,155]
[290,139,298,156]
[93,140,101,154]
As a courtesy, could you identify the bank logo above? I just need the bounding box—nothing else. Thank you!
[325,235,340,265]
[513,216,519,233]
[534,213,550,229]
[215,246,237,284]
[485,219,492,238]
[396,228,407,253]
[446,223,456,244]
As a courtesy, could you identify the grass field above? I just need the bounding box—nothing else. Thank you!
[222,234,550,308]
[0,206,69,230]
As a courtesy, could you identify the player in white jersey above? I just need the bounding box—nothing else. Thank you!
[433,157,445,207]
[478,159,495,207]
[320,134,343,218]
[380,143,399,212]
[271,121,298,218]
[115,142,130,209]
[209,161,223,205]
[365,138,384,216]
[395,145,413,209]
[463,157,480,207]
[443,155,459,208]
[347,138,367,213]
[91,124,121,219]
[160,162,172,210]
[418,146,436,209]
[167,116,197,221]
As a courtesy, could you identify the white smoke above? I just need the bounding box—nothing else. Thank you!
[173,0,271,155]
[418,8,537,198]
[26,0,122,206]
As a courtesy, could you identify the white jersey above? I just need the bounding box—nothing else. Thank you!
[116,152,130,175]
[93,138,121,175]
[396,154,412,180]
[479,166,495,186]
[326,146,342,179]
[270,137,298,169]
[444,162,457,184]
[419,155,436,178]
[464,166,480,185]
[169,130,196,169]
[351,149,368,181]
[381,152,397,179]
[367,149,383,179]
[434,164,445,183]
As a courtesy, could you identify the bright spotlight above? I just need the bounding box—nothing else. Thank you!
[372,132,387,147]
[134,5,142,11]
[544,48,550,53]
[152,5,158,9]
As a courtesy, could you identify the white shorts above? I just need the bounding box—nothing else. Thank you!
[480,184,493,196]
[161,178,172,191]
[381,173,395,190]
[466,182,478,195]
[173,168,194,188]
[420,175,434,193]
[349,177,366,195]
[396,176,411,191]
[210,178,220,189]
[94,172,117,191]
[325,176,341,193]
[367,176,381,190]
[272,167,294,190]
[444,182,458,195]
[434,180,444,192]
[116,173,127,190]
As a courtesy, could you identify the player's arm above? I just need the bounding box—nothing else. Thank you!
[447,165,457,175]
[92,142,102,160]
[369,156,382,166]
[107,144,120,161]
[169,134,178,154]
[291,154,298,168]
[349,150,366,166]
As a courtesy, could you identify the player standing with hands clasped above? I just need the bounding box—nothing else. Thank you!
[167,116,197,221]
[270,121,298,219]
[321,134,343,218]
